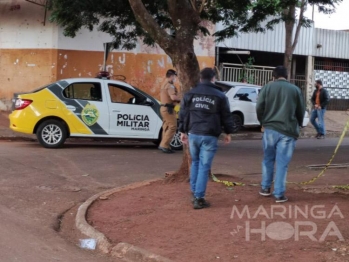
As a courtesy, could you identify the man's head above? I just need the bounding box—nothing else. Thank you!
[272,66,288,79]
[315,79,323,89]
[166,69,177,83]
[200,68,216,82]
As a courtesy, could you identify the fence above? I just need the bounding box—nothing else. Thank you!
[290,76,307,105]
[219,63,274,86]
[220,63,349,111]
[315,61,349,72]
[326,87,349,110]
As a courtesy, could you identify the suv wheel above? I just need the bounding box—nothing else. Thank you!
[37,120,67,148]
[232,113,243,133]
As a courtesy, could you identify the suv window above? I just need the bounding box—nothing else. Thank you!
[63,83,102,101]
[108,84,146,104]
[234,88,258,103]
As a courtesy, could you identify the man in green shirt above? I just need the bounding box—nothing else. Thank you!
[256,66,305,203]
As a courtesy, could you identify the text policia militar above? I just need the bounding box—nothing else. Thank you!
[116,114,150,131]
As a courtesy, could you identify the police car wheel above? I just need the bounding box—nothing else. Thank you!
[170,130,183,150]
[232,113,243,133]
[37,120,67,148]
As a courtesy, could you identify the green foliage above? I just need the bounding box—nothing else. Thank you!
[239,57,255,84]
[216,0,343,41]
[49,0,342,50]
[49,0,264,49]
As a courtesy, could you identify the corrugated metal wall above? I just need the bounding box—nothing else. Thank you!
[315,29,349,59]
[216,21,314,56]
[216,22,349,59]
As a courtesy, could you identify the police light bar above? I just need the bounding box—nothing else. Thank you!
[96,71,110,79]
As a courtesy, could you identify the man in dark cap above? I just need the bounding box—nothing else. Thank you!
[310,79,330,139]
[159,69,181,153]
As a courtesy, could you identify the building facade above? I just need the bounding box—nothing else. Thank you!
[216,20,349,110]
[0,0,215,111]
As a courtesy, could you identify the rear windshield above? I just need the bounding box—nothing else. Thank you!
[30,84,50,93]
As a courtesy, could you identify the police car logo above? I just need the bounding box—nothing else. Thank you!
[81,103,99,126]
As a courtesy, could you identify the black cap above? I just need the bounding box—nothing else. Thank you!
[315,79,323,85]
[166,69,177,77]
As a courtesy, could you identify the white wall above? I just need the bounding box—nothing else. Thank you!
[0,0,58,49]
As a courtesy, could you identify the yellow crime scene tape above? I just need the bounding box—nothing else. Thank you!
[211,173,244,187]
[212,119,349,190]
[288,119,349,188]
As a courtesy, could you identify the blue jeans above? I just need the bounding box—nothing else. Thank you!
[310,108,326,135]
[189,134,218,199]
[261,129,296,198]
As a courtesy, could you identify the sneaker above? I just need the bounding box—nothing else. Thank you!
[315,133,321,138]
[259,188,271,196]
[193,198,211,209]
[317,134,325,139]
[275,196,288,203]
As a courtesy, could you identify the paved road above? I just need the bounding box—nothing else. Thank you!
[1,138,349,261]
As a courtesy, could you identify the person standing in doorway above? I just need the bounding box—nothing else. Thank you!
[310,80,330,139]
[159,69,181,153]
[179,68,234,209]
[256,66,305,203]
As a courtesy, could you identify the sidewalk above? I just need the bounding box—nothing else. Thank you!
[1,110,348,141]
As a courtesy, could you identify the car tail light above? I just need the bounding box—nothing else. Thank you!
[15,99,32,110]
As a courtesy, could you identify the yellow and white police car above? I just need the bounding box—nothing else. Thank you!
[9,78,182,149]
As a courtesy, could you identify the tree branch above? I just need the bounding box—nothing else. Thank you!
[198,0,207,13]
[189,0,195,10]
[128,0,173,51]
[188,0,206,14]
[292,0,306,52]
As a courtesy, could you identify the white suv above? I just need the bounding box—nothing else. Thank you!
[215,81,309,132]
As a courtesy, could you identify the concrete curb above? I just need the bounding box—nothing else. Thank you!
[75,178,174,262]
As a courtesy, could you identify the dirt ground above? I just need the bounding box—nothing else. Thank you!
[88,178,349,262]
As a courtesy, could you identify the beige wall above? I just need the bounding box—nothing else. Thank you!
[0,49,58,109]
[0,49,214,109]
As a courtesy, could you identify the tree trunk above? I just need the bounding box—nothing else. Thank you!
[283,1,306,81]
[171,49,201,93]
[165,47,201,182]
[128,0,202,181]
[283,7,295,80]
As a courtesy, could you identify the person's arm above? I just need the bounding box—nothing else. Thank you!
[167,85,180,103]
[321,89,330,108]
[310,90,316,106]
[256,87,266,124]
[296,90,306,127]
[220,96,234,136]
[170,94,181,102]
[178,95,189,144]
[178,95,188,133]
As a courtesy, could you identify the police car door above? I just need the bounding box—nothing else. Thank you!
[107,83,161,138]
[58,80,110,135]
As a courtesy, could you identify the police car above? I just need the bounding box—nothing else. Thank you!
[9,78,182,149]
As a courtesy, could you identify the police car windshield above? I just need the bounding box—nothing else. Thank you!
[131,85,153,98]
